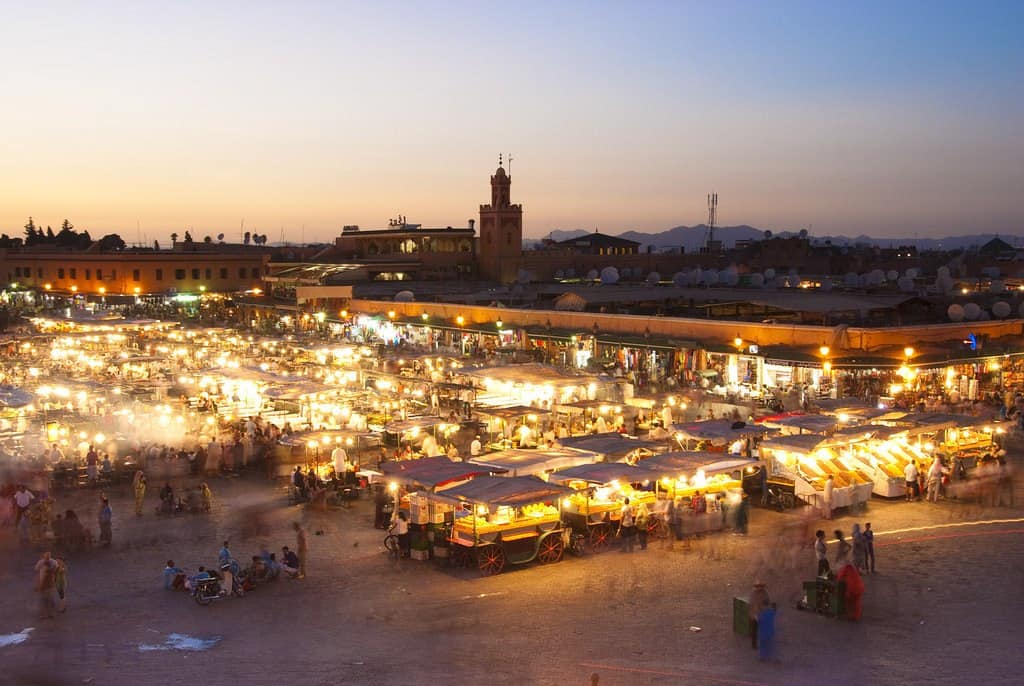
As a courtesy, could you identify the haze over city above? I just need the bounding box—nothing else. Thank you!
[2,1,1021,242]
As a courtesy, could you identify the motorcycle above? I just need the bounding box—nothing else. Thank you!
[191,576,226,606]
[192,569,245,606]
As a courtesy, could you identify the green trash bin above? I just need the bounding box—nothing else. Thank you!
[802,579,846,617]
[733,596,751,635]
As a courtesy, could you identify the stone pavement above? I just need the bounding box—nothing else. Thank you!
[1,461,1022,686]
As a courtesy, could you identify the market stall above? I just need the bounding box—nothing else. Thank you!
[548,461,659,550]
[671,419,769,456]
[382,456,495,526]
[474,405,550,450]
[759,434,874,510]
[426,475,573,575]
[640,452,758,534]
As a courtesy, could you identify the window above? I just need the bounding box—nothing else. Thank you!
[175,269,185,280]
[12,267,20,277]
[506,232,511,246]
[85,269,91,280]
[96,268,102,280]
[132,269,140,281]
[219,268,227,279]
[37,268,43,278]
[251,267,260,278]
[58,268,65,279]
[110,269,116,280]
[191,268,200,280]
[155,269,163,281]
[205,268,212,279]
[70,268,77,279]
[238,267,246,278]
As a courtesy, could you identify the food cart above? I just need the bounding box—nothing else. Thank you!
[548,462,659,550]
[671,419,768,456]
[639,452,759,535]
[904,413,996,467]
[382,456,494,526]
[759,434,874,511]
[426,475,573,575]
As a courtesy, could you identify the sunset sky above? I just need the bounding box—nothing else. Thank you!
[1,1,1021,243]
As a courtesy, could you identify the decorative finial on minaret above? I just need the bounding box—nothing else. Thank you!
[498,153,503,167]
[508,154,513,175]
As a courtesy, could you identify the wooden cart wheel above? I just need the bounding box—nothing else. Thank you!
[537,533,564,564]
[476,544,506,576]
[589,523,611,551]
[450,545,473,568]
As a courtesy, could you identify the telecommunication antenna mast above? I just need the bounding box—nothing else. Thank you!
[705,192,719,252]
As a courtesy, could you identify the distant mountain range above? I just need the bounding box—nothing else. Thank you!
[527,225,1024,253]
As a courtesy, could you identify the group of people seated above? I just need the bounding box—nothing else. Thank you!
[155,482,213,514]
[162,540,302,596]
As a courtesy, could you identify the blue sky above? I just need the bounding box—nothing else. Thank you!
[0,0,1020,241]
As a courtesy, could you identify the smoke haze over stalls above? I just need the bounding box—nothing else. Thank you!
[1,1,1021,242]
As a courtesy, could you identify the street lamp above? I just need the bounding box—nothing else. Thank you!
[496,319,503,330]
[904,346,915,359]
[819,345,830,357]
[733,337,743,350]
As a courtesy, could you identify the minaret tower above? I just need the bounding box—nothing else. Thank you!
[477,155,523,284]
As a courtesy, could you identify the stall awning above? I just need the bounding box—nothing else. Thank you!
[638,452,759,477]
[904,413,982,435]
[383,417,447,434]
[759,434,826,453]
[556,433,665,459]
[672,419,769,443]
[548,462,660,486]
[381,456,495,489]
[761,414,838,434]
[476,405,551,420]
[427,475,572,507]
[469,448,596,477]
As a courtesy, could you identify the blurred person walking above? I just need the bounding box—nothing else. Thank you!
[635,501,650,551]
[98,497,112,547]
[833,529,851,567]
[836,558,865,620]
[294,521,308,578]
[748,581,771,650]
[54,557,68,613]
[863,522,876,573]
[851,523,867,573]
[822,474,834,519]
[814,530,830,577]
[133,471,146,516]
[34,551,57,618]
[619,498,635,553]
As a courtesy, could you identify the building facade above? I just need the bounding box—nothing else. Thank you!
[1,247,269,295]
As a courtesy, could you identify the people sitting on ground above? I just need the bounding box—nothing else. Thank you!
[100,454,113,477]
[264,552,282,581]
[184,487,203,513]
[281,546,301,577]
[163,560,186,590]
[185,566,211,591]
[159,482,176,514]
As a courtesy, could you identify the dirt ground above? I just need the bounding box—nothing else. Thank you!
[1,465,1022,686]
